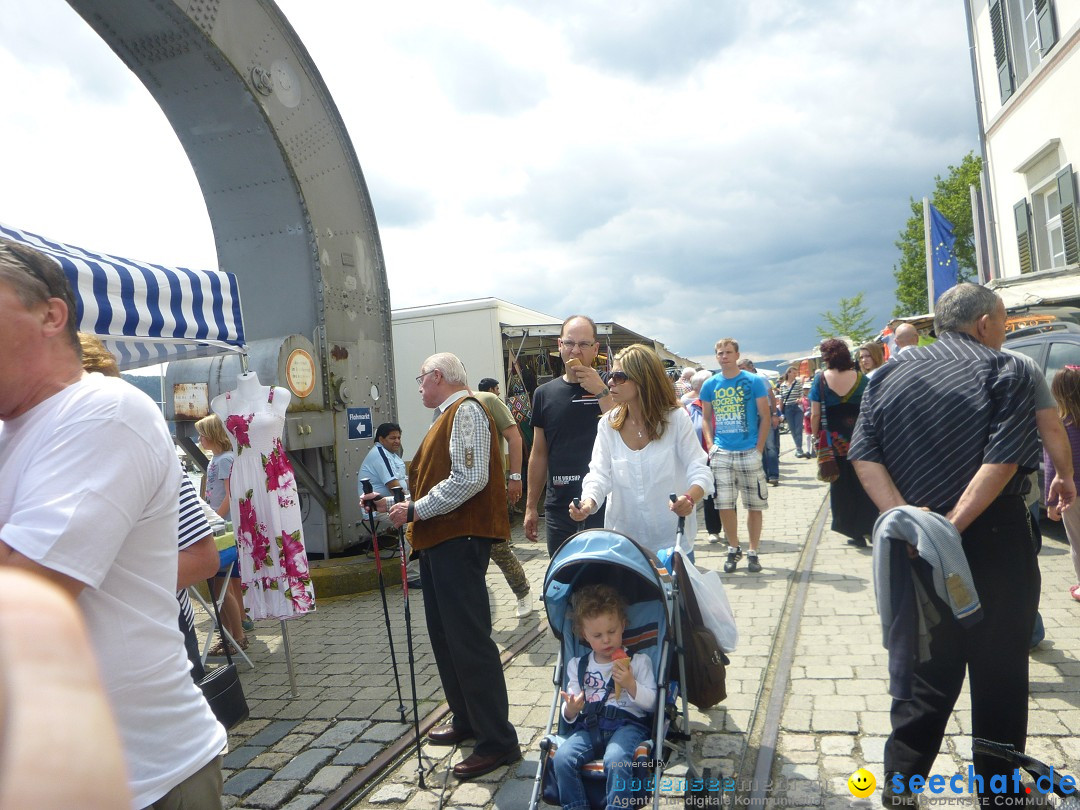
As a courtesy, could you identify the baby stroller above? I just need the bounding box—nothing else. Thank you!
[527,528,724,809]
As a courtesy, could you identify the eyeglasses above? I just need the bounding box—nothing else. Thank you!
[559,339,596,350]
[608,371,630,385]
[415,370,438,385]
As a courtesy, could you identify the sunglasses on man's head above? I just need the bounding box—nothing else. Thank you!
[608,371,630,385]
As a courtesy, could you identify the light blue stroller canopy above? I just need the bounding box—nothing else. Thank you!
[544,529,669,652]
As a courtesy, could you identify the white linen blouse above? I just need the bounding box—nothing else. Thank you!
[580,406,714,555]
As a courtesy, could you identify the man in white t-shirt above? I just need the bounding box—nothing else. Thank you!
[0,238,226,809]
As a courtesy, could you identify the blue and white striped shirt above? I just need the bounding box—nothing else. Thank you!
[849,331,1039,513]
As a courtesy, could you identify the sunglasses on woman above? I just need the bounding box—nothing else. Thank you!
[608,371,630,385]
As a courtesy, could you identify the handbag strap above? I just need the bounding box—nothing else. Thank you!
[205,577,236,667]
[818,374,833,447]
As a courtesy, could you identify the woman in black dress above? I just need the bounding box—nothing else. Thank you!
[808,339,879,547]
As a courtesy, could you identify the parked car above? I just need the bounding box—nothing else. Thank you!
[1004,322,1080,509]
[1004,321,1080,384]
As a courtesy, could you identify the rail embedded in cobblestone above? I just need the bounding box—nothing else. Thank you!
[319,621,550,809]
[742,490,830,803]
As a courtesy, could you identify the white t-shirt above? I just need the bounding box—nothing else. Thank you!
[563,650,657,721]
[0,373,226,808]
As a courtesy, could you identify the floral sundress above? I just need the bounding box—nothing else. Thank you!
[224,386,316,620]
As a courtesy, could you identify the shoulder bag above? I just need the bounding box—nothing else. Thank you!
[816,374,840,483]
[198,579,250,730]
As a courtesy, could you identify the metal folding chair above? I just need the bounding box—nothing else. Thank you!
[189,556,254,670]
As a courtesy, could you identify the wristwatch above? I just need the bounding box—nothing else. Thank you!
[508,473,522,481]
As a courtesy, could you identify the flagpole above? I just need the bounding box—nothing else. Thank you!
[923,197,935,314]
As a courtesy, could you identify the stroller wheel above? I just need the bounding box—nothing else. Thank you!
[684,766,724,808]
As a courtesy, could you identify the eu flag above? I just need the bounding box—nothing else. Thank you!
[929,204,958,304]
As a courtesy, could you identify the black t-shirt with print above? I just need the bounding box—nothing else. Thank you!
[531,377,604,506]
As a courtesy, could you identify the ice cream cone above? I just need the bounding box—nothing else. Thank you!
[611,649,629,700]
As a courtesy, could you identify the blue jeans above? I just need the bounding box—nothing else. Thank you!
[762,426,780,480]
[783,404,803,454]
[553,721,649,810]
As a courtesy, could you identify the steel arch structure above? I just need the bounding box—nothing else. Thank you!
[66,0,394,553]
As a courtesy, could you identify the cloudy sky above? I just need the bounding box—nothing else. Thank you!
[0,1,978,364]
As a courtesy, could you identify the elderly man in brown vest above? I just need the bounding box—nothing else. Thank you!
[364,352,519,779]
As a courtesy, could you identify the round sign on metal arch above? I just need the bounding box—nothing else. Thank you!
[286,348,316,398]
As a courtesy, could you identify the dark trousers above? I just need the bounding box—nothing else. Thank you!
[783,404,804,453]
[885,496,1039,789]
[544,500,606,557]
[419,536,518,757]
[702,495,722,535]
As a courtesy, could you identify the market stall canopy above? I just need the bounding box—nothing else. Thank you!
[2,222,245,370]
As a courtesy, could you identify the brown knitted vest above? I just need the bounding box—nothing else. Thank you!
[409,395,510,550]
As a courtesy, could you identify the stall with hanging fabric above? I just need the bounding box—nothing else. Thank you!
[1,221,308,697]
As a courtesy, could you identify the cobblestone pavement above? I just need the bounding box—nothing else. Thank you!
[206,448,1080,809]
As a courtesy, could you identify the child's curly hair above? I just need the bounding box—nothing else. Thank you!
[571,584,628,638]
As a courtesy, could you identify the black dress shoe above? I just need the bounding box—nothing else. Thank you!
[847,536,868,548]
[452,747,521,779]
[427,722,474,746]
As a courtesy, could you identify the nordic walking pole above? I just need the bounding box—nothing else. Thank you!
[392,485,426,788]
[361,478,406,723]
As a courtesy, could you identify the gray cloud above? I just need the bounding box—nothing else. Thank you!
[369,177,436,229]
[1,2,135,103]
[397,29,548,115]
[502,0,746,81]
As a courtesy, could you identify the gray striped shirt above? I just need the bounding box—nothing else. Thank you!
[849,331,1039,513]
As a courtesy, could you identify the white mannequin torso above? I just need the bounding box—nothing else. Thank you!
[211,371,291,420]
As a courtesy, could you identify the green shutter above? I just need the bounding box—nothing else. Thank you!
[1034,0,1058,55]
[989,0,1010,101]
[990,0,1014,102]
[1057,165,1078,265]
[1015,199,1034,274]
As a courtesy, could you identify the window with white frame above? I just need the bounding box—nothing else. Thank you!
[1006,0,1041,84]
[1016,165,1080,274]
[990,0,1058,102]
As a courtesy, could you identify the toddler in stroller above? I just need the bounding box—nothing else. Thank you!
[554,584,658,810]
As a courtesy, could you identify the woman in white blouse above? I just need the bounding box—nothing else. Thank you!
[569,344,714,556]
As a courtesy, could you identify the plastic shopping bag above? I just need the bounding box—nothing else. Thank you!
[679,550,738,653]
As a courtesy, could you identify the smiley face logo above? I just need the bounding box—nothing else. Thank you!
[848,768,876,798]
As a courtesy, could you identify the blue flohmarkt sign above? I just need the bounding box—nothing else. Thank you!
[346,407,373,440]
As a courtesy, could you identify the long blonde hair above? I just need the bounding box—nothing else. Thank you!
[609,343,679,440]
[1052,366,1080,427]
[195,414,232,453]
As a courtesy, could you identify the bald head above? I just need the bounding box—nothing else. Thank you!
[894,323,919,349]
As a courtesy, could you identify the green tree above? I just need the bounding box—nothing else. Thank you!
[893,152,982,317]
[817,292,874,345]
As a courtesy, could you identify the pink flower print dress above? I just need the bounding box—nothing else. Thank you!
[224,387,316,620]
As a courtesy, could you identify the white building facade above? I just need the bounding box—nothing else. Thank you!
[967,0,1079,278]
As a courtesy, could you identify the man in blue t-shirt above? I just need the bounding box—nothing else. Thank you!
[700,338,771,574]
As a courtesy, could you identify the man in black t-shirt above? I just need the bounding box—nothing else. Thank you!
[524,315,614,556]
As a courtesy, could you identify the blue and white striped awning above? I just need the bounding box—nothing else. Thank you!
[2,222,245,371]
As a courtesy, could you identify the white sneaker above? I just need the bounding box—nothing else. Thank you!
[707,533,721,544]
[515,595,535,618]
